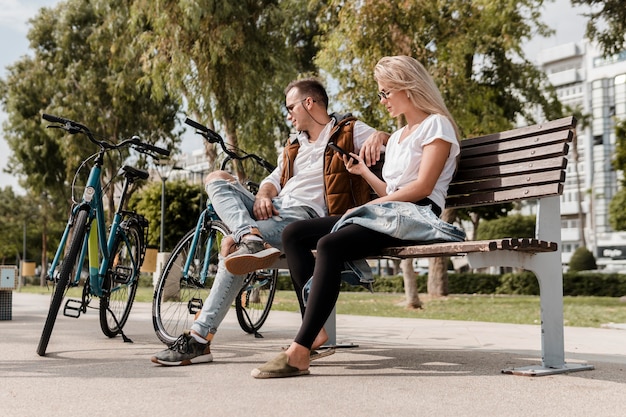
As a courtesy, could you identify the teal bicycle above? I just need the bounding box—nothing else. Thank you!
[37,114,169,356]
[152,117,278,345]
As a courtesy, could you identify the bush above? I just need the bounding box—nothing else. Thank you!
[568,247,597,272]
[277,270,626,297]
[496,271,539,295]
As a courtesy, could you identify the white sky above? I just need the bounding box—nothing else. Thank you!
[0,0,590,194]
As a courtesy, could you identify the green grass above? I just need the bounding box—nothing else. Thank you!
[16,286,626,328]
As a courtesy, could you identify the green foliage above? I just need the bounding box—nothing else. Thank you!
[563,272,626,296]
[129,180,204,251]
[475,214,535,240]
[609,119,626,230]
[496,271,540,295]
[609,188,626,231]
[572,0,626,56]
[338,271,626,297]
[315,0,562,134]
[568,246,597,272]
[0,0,182,205]
[132,0,316,160]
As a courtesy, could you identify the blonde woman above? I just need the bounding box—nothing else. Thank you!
[252,56,466,378]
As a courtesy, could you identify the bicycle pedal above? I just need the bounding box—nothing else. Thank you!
[188,298,203,315]
[112,265,133,284]
[63,299,84,318]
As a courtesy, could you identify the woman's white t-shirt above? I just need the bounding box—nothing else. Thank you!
[382,113,459,210]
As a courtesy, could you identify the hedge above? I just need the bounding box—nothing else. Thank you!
[276,271,626,297]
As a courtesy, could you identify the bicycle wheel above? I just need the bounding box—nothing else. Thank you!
[152,220,228,345]
[37,208,90,356]
[235,268,278,334]
[99,222,141,337]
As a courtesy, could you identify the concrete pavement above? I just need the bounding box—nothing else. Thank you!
[1,292,625,417]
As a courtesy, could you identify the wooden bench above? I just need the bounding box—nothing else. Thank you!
[315,115,594,376]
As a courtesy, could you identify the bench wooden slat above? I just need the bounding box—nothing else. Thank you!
[447,182,563,208]
[451,157,567,182]
[448,170,565,196]
[460,129,573,158]
[460,116,577,149]
[458,142,569,171]
[379,238,558,258]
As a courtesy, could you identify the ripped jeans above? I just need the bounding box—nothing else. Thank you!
[190,178,317,338]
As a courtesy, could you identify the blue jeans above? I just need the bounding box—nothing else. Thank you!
[191,179,318,337]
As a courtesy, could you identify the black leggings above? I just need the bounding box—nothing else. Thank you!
[281,216,408,348]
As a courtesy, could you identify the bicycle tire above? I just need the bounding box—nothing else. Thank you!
[37,208,90,356]
[99,222,141,337]
[152,221,229,345]
[235,268,278,334]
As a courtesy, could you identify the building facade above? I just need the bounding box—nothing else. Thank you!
[538,41,626,270]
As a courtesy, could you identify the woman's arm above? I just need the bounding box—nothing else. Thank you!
[348,138,452,204]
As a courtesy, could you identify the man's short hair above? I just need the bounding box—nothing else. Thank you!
[285,78,329,109]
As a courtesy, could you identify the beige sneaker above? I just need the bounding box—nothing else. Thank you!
[224,239,280,275]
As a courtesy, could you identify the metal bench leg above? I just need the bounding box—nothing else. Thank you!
[467,249,594,376]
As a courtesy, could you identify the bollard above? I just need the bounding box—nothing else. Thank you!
[0,266,18,320]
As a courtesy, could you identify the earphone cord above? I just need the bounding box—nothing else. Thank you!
[302,100,327,126]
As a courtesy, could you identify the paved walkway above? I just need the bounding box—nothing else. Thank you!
[1,292,625,417]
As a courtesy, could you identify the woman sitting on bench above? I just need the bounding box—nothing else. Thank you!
[252,55,466,379]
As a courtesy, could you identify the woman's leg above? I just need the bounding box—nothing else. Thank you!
[294,224,403,349]
[281,216,341,315]
[253,223,409,376]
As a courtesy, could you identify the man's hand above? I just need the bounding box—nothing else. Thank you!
[253,196,279,220]
[359,131,390,166]
[253,183,280,220]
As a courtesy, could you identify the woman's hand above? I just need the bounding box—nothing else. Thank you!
[343,153,368,176]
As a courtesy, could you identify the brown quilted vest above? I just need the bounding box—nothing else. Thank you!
[279,115,373,216]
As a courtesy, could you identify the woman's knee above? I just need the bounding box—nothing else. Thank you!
[281,222,301,247]
[204,170,234,185]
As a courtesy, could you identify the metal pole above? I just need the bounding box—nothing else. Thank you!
[20,221,26,289]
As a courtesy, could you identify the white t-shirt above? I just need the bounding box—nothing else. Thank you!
[261,119,376,217]
[382,114,459,210]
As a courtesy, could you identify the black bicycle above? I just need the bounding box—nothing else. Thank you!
[152,118,279,345]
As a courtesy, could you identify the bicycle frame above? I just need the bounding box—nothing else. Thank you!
[38,113,170,356]
[180,203,220,286]
[48,160,142,299]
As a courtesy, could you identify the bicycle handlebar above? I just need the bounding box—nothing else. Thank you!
[184,117,275,172]
[42,114,170,158]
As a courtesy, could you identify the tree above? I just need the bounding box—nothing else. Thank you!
[572,0,626,56]
[129,180,204,251]
[0,0,182,280]
[609,118,626,230]
[315,0,564,296]
[0,0,181,209]
[132,0,322,168]
[475,214,536,240]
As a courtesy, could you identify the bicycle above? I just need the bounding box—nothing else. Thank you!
[37,114,170,356]
[152,117,279,345]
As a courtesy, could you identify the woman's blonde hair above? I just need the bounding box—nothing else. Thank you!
[374,56,460,139]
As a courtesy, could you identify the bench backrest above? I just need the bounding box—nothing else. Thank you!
[446,116,577,209]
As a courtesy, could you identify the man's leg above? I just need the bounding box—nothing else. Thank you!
[151,201,317,366]
[204,173,281,274]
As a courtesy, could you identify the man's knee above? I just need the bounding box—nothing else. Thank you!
[205,170,234,185]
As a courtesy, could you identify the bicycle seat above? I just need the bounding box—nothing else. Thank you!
[122,165,150,180]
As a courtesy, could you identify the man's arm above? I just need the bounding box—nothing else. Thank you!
[253,182,280,220]
[359,130,390,167]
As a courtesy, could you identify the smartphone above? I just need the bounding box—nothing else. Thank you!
[328,142,359,164]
